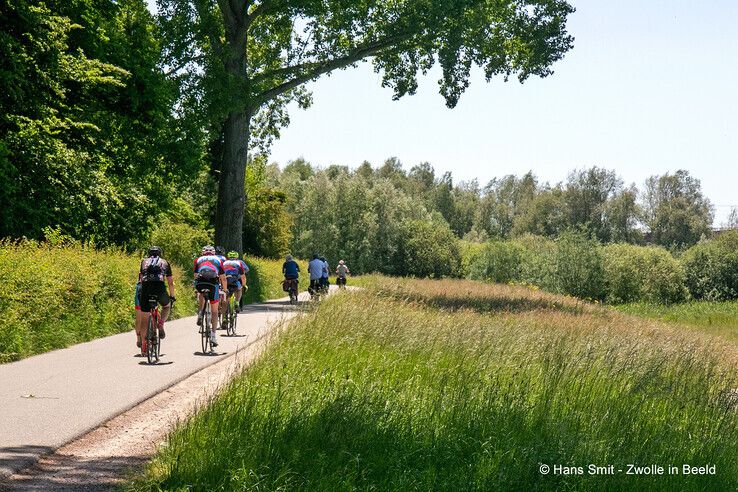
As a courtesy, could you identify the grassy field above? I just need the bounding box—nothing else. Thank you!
[616,301,738,344]
[130,277,738,491]
[0,242,302,363]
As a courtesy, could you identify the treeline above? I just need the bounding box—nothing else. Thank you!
[235,157,727,266]
[270,158,718,250]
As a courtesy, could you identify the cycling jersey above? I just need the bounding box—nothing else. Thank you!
[223,259,246,288]
[140,256,173,283]
[283,260,300,279]
[194,255,225,280]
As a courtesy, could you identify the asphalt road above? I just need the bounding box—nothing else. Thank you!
[0,293,312,479]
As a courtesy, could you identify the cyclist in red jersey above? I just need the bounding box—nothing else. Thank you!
[194,245,227,347]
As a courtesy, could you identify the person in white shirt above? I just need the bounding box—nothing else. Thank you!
[308,254,324,295]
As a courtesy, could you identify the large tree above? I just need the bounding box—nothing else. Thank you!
[642,170,714,249]
[157,0,575,252]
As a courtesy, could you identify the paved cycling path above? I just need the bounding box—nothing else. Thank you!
[0,292,314,479]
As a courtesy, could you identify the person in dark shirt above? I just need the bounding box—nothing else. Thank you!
[138,246,175,350]
[283,254,300,280]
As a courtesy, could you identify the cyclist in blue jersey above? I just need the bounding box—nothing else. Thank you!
[223,251,248,312]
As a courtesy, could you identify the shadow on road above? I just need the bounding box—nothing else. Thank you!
[0,448,146,491]
[0,445,54,483]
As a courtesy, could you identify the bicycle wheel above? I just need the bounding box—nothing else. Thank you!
[227,301,236,336]
[200,308,210,353]
[220,304,231,335]
[146,313,157,364]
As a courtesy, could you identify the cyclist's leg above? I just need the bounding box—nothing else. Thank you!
[156,284,170,335]
[196,282,206,325]
[134,283,144,347]
[209,284,220,331]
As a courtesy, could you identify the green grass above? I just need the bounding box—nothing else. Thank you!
[130,277,738,491]
[616,301,738,344]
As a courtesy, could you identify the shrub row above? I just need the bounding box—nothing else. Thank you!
[464,231,738,304]
[0,240,299,363]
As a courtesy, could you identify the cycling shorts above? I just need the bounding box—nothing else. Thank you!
[140,281,171,313]
[195,280,220,304]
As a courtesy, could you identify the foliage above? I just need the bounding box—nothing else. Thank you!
[551,231,607,300]
[465,241,526,284]
[642,170,714,249]
[398,218,461,278]
[243,159,292,259]
[157,0,576,250]
[130,280,738,491]
[602,243,687,304]
[0,0,204,247]
[681,231,738,301]
[150,222,213,272]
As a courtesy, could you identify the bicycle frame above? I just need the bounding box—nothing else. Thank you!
[146,295,160,364]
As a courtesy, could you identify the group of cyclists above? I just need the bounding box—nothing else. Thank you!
[134,246,350,355]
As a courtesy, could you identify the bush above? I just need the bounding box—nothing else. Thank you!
[398,219,461,278]
[150,222,213,272]
[514,235,558,290]
[553,231,606,300]
[681,231,738,300]
[603,244,687,304]
[458,240,485,278]
[466,241,525,284]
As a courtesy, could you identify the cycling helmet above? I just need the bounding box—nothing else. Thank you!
[148,246,162,257]
[227,251,239,259]
[286,254,293,261]
[215,246,226,256]
[202,245,215,255]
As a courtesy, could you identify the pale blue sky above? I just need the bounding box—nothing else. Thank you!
[148,1,738,223]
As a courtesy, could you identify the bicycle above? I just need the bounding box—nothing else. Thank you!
[223,289,238,336]
[198,286,215,353]
[336,276,347,289]
[285,278,299,305]
[145,294,162,364]
[309,279,324,301]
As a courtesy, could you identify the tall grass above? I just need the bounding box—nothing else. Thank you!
[130,278,738,491]
[616,301,738,344]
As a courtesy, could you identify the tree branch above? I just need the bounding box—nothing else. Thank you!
[244,0,280,30]
[250,33,414,108]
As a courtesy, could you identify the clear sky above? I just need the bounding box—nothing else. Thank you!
[148,1,738,224]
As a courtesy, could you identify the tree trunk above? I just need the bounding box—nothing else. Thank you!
[214,109,250,252]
